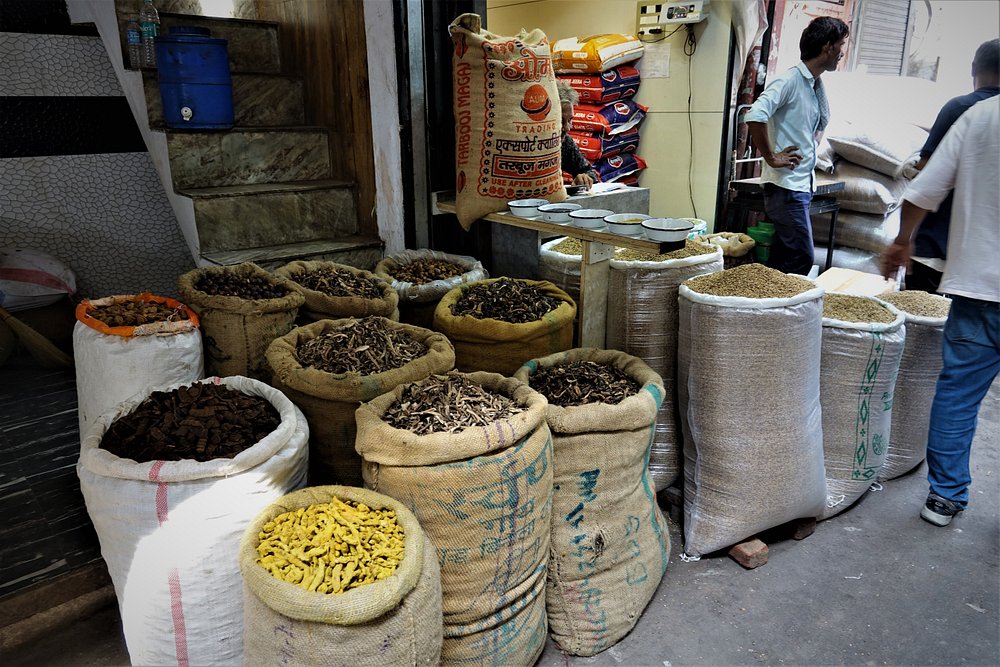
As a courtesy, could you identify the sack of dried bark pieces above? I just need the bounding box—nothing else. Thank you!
[375,249,488,329]
[266,317,454,486]
[435,277,576,376]
[355,371,553,666]
[677,264,827,556]
[818,294,906,519]
[514,348,669,656]
[275,260,399,322]
[606,242,723,491]
[240,485,443,667]
[875,290,951,480]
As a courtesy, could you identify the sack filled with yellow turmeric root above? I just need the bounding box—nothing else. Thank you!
[239,485,442,667]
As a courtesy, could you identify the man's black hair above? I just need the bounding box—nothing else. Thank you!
[799,17,850,61]
[972,39,1000,78]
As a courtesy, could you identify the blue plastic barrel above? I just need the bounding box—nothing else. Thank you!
[155,26,234,129]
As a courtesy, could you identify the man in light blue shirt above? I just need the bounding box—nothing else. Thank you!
[746,17,849,275]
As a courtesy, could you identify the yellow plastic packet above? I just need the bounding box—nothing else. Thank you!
[552,34,644,73]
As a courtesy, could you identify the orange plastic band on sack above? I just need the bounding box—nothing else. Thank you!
[75,293,200,338]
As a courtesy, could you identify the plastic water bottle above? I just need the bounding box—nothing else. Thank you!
[138,0,160,67]
[125,17,142,70]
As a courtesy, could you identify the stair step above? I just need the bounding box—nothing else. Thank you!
[158,12,282,73]
[144,72,304,128]
[201,237,385,272]
[180,180,358,253]
[167,127,332,189]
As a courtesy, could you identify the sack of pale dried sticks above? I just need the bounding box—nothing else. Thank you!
[356,371,553,666]
[266,317,454,486]
[513,348,669,656]
[239,485,443,667]
[374,249,488,329]
[701,232,755,269]
[875,290,951,481]
[677,265,827,557]
[818,294,906,520]
[538,237,583,304]
[606,242,723,492]
[275,260,399,322]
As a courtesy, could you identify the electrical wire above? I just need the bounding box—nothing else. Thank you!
[686,24,698,218]
[638,24,686,43]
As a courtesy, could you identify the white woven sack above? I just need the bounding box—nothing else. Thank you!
[539,237,582,303]
[606,247,724,491]
[813,209,900,254]
[77,376,309,667]
[73,320,203,442]
[875,302,949,480]
[816,162,908,214]
[812,245,881,275]
[825,117,927,178]
[818,301,906,520]
[677,281,827,556]
[375,249,488,304]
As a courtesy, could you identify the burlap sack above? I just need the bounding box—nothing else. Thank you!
[374,250,488,329]
[702,233,755,270]
[355,372,553,666]
[434,278,576,376]
[875,298,949,481]
[275,260,399,322]
[239,485,443,667]
[513,349,669,656]
[606,247,723,492]
[538,237,582,304]
[178,263,304,380]
[816,162,908,214]
[449,13,567,229]
[677,279,827,557]
[266,317,455,486]
[818,300,906,520]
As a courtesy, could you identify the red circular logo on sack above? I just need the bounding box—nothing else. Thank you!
[614,102,631,116]
[520,84,552,121]
[457,170,466,193]
[609,156,624,168]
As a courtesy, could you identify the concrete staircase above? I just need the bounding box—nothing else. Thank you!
[132,8,383,270]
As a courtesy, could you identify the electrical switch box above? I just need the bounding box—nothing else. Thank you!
[636,0,709,37]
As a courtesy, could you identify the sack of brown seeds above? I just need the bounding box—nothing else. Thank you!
[449,13,567,229]
[275,260,399,322]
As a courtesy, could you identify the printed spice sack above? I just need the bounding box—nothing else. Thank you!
[275,260,399,322]
[513,349,669,656]
[677,265,827,557]
[240,485,443,667]
[434,277,576,376]
[266,317,455,486]
[375,250,488,330]
[355,371,553,666]
[876,291,951,480]
[77,376,309,666]
[73,293,203,440]
[449,13,567,229]
[178,262,304,380]
[605,243,724,491]
[818,295,906,520]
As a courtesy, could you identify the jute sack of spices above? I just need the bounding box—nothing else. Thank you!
[239,485,443,667]
[77,376,309,666]
[73,293,203,441]
[275,260,400,322]
[434,278,576,376]
[266,317,455,486]
[374,249,488,330]
[449,13,568,229]
[355,372,553,666]
[178,263,304,380]
[875,291,951,481]
[818,295,906,520]
[538,237,582,304]
[677,266,827,557]
[606,244,723,492]
[513,349,669,656]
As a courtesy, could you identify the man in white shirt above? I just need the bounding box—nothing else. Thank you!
[746,16,849,275]
[881,96,1000,527]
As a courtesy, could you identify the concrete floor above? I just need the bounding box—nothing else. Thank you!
[8,385,998,667]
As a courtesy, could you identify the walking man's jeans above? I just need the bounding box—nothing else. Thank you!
[763,183,814,275]
[927,295,1000,507]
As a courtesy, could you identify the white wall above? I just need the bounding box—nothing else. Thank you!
[487,0,733,227]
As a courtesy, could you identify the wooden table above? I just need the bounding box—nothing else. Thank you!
[436,200,678,348]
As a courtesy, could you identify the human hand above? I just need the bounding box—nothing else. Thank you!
[881,239,912,280]
[766,146,802,169]
[573,173,594,190]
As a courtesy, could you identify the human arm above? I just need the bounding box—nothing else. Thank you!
[747,122,802,168]
[881,200,930,278]
[561,134,597,190]
[572,171,595,189]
